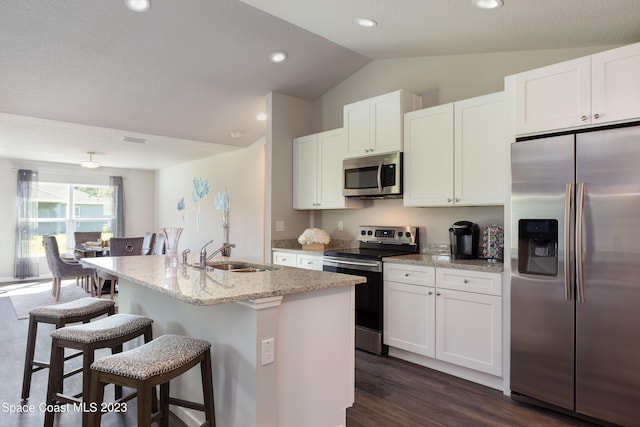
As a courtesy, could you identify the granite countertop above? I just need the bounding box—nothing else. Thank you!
[81,255,366,306]
[383,254,504,273]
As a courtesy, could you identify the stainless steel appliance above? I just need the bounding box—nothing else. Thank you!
[448,220,479,259]
[343,152,402,198]
[511,124,640,426]
[324,226,419,355]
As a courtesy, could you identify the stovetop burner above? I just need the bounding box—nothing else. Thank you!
[324,226,420,260]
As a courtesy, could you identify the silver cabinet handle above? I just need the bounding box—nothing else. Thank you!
[594,113,600,119]
[463,278,469,284]
[564,183,574,301]
[576,182,586,303]
[428,291,433,295]
[581,115,588,121]
[405,273,410,277]
[436,292,441,296]
[446,198,452,203]
[455,198,460,203]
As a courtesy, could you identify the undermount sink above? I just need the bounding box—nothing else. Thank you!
[207,262,279,273]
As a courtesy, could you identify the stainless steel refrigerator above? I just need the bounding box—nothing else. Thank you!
[511,124,640,426]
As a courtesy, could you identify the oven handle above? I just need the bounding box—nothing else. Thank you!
[323,257,382,272]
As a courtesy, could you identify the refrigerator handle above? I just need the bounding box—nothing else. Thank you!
[576,182,586,303]
[565,183,573,301]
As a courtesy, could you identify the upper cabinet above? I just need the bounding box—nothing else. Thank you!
[344,90,422,157]
[510,42,640,136]
[293,128,363,210]
[403,92,507,207]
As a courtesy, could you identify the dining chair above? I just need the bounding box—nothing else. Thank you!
[141,232,155,255]
[152,233,165,255]
[42,235,96,301]
[96,237,144,300]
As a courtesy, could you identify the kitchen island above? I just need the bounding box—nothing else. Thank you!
[81,255,365,427]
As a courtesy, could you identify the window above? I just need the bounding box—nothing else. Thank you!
[33,183,114,255]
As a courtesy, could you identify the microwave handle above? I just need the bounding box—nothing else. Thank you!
[377,161,383,192]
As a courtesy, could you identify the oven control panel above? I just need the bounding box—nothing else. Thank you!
[358,226,418,245]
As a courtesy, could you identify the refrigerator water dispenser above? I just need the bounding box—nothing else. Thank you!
[518,219,558,276]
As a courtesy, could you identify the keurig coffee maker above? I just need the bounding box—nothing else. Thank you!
[449,221,480,259]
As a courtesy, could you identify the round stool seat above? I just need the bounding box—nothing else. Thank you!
[51,313,153,344]
[91,334,211,380]
[29,297,115,320]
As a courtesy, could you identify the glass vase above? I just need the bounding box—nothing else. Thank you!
[162,227,183,267]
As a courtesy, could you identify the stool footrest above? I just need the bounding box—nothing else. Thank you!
[168,396,206,412]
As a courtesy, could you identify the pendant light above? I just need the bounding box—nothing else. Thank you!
[81,152,101,169]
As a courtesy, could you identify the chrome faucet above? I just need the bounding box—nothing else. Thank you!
[206,243,235,263]
[199,240,236,268]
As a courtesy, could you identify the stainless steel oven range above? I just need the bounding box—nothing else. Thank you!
[323,226,419,355]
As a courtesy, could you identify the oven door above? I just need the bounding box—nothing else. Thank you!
[323,257,387,355]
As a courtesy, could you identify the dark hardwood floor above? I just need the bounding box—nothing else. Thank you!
[1,288,596,427]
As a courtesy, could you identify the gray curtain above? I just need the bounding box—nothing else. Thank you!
[110,176,125,237]
[14,169,39,279]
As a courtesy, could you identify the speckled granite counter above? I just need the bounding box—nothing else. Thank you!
[383,254,504,273]
[81,254,361,426]
[81,254,365,305]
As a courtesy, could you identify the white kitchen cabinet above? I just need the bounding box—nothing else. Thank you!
[403,92,506,207]
[511,42,640,136]
[272,250,324,271]
[296,253,324,271]
[384,264,436,357]
[384,263,502,378]
[273,251,297,267]
[435,287,502,376]
[344,90,422,157]
[293,128,362,210]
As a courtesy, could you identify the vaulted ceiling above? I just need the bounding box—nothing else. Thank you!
[1,0,639,169]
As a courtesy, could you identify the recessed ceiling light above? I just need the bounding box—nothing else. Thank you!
[230,130,243,139]
[125,0,150,12]
[120,136,147,144]
[355,18,377,28]
[256,113,268,121]
[269,51,288,63]
[472,0,504,9]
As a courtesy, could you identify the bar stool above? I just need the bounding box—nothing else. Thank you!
[21,297,116,400]
[88,334,216,427]
[44,313,154,427]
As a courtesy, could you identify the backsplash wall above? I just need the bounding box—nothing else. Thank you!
[319,198,503,250]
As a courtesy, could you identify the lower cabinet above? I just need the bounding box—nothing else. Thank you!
[384,263,502,383]
[272,250,323,271]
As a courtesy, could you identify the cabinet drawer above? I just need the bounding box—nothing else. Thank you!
[436,269,501,296]
[273,252,297,267]
[384,263,435,287]
[297,255,323,271]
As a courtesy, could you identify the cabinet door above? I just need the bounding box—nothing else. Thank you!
[435,289,502,376]
[344,99,370,156]
[454,92,507,206]
[370,91,404,155]
[273,252,297,267]
[592,42,640,125]
[293,135,318,209]
[384,281,436,357]
[514,56,591,135]
[403,103,454,207]
[297,254,323,271]
[318,129,347,209]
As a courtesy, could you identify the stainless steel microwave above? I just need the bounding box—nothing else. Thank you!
[343,152,402,198]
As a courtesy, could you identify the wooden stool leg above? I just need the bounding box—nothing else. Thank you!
[88,370,105,427]
[44,340,64,427]
[160,382,170,427]
[21,316,38,400]
[138,382,154,427]
[201,350,216,426]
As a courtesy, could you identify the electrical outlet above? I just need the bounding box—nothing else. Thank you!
[276,221,285,232]
[338,220,344,231]
[261,337,275,366]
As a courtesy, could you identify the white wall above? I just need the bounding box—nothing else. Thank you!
[0,157,155,280]
[155,139,265,263]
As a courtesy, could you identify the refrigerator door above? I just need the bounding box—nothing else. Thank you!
[575,126,640,425]
[510,135,575,410]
